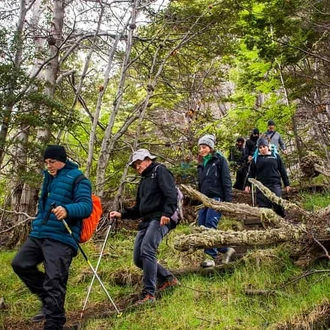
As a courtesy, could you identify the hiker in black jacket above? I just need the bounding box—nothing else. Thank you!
[228,137,246,190]
[109,149,179,305]
[244,128,260,163]
[197,134,235,267]
[244,138,290,217]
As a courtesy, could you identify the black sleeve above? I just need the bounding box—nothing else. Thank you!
[156,166,177,217]
[246,160,256,187]
[219,156,232,202]
[277,156,290,187]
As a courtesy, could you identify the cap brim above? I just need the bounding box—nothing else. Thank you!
[129,155,156,166]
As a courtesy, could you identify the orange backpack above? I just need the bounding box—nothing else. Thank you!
[73,174,103,243]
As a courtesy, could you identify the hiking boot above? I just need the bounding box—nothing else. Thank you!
[135,291,156,305]
[31,309,46,322]
[200,259,215,268]
[223,248,236,264]
[158,276,180,292]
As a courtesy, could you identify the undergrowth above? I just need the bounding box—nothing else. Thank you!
[1,193,330,329]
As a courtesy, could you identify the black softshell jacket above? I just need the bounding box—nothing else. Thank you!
[121,162,177,221]
[197,153,232,202]
[247,153,290,187]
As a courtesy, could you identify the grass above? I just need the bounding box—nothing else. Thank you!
[299,191,330,211]
[1,193,330,329]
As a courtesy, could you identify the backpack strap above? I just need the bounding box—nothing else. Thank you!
[71,173,88,196]
[268,131,276,141]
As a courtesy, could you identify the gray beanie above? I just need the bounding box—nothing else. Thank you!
[198,134,216,149]
[257,137,269,147]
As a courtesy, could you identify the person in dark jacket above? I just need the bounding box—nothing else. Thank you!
[197,134,236,267]
[244,138,290,217]
[228,137,246,190]
[11,145,93,330]
[109,149,179,305]
[244,128,260,163]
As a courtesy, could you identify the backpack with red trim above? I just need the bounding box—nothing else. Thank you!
[73,174,103,243]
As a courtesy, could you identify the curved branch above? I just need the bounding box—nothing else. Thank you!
[181,184,290,229]
[248,178,310,217]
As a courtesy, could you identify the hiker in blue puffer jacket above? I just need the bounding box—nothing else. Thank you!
[12,145,92,330]
[197,134,236,268]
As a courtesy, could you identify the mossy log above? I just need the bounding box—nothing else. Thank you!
[175,181,330,267]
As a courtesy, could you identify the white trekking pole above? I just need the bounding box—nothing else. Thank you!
[80,216,118,318]
[251,183,255,207]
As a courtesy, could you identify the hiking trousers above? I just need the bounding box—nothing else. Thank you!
[12,237,74,330]
[256,183,285,217]
[133,219,173,296]
[198,197,228,258]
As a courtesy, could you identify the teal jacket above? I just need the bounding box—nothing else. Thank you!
[30,161,93,251]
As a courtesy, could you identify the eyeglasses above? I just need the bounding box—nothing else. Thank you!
[44,159,58,166]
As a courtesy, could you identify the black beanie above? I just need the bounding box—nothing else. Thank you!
[43,145,67,163]
[252,128,259,135]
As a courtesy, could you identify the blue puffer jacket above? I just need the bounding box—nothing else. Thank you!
[30,161,93,251]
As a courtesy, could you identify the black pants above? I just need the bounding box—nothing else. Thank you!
[256,183,285,217]
[233,166,247,190]
[11,237,74,330]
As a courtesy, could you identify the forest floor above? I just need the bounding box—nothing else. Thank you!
[1,184,329,329]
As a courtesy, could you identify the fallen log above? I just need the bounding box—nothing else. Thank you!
[174,226,307,252]
[176,182,330,267]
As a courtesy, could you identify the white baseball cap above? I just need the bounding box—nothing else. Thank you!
[129,149,156,166]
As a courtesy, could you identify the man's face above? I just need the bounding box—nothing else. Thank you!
[199,144,211,157]
[133,158,151,174]
[268,124,275,131]
[44,159,65,176]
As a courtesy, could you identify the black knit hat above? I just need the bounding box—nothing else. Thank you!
[252,128,259,135]
[43,145,67,163]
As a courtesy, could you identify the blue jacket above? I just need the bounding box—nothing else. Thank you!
[197,152,232,202]
[30,161,93,251]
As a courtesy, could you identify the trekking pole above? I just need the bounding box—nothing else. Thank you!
[80,216,117,318]
[251,183,255,207]
[50,203,122,316]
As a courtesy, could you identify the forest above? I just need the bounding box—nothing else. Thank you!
[1,0,330,329]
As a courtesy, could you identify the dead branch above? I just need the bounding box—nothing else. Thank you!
[181,184,290,229]
[248,178,309,217]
